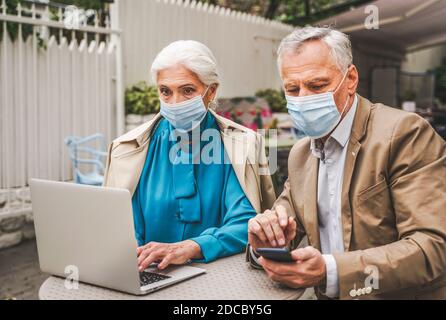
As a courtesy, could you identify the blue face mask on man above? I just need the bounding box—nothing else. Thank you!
[286,71,350,139]
[160,86,210,132]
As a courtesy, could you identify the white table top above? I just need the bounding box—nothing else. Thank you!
[39,254,309,300]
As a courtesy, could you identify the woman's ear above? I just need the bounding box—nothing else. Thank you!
[208,84,219,101]
[204,84,219,108]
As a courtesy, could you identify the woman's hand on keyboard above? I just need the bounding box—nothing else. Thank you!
[136,240,202,271]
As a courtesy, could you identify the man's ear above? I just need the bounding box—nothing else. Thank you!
[347,65,359,95]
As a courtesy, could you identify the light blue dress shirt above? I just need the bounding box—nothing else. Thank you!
[311,94,358,298]
[131,112,257,263]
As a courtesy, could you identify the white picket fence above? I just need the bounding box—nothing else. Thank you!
[0,1,121,216]
[117,0,294,97]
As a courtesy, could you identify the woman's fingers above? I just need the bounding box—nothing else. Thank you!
[137,249,151,265]
[137,242,196,271]
[136,246,145,256]
[157,255,172,270]
[139,250,164,271]
[137,243,163,266]
[158,252,179,270]
[137,241,159,257]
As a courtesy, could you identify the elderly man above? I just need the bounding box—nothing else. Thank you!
[247,26,446,300]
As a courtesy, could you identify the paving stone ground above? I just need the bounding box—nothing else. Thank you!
[0,239,48,300]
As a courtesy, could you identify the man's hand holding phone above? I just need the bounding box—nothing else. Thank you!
[248,205,327,289]
[248,205,297,253]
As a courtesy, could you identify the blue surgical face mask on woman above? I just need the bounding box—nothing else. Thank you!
[286,71,351,139]
[160,86,211,132]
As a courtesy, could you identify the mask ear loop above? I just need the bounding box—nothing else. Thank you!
[339,92,351,118]
[334,68,352,118]
[202,85,219,110]
[202,85,211,101]
[333,68,350,94]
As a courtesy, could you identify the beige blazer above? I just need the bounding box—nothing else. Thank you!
[103,109,276,214]
[247,96,446,300]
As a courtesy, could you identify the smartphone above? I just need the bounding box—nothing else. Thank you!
[255,247,294,262]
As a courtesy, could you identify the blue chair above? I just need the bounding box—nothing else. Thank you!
[65,133,108,186]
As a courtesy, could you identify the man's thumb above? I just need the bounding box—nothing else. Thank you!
[291,246,315,261]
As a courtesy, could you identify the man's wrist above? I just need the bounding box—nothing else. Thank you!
[321,254,340,298]
[249,245,262,265]
[319,271,327,288]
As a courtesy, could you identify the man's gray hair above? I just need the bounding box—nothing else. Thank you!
[277,26,352,73]
[151,40,220,86]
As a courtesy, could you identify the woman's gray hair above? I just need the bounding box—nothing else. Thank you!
[151,40,220,86]
[277,26,352,73]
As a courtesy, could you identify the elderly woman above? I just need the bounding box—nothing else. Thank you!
[103,40,276,271]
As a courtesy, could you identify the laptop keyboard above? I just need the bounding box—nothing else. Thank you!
[139,271,171,286]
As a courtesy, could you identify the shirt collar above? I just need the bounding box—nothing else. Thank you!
[310,94,358,157]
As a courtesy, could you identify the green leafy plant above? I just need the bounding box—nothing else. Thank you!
[255,88,287,113]
[402,89,417,102]
[0,0,106,47]
[198,0,371,26]
[229,96,257,104]
[0,0,34,43]
[56,0,103,11]
[125,81,160,115]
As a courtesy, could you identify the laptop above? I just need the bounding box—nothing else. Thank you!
[30,179,206,295]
